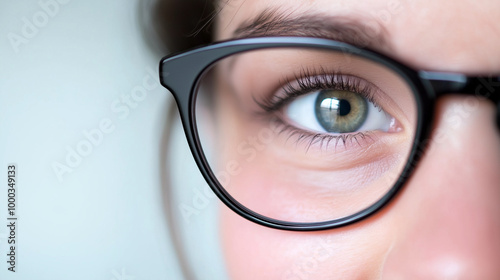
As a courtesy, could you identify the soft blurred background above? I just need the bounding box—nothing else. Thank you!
[0,0,226,279]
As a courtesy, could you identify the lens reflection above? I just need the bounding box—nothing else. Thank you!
[195,47,417,223]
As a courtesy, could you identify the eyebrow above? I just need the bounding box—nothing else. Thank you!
[232,9,389,51]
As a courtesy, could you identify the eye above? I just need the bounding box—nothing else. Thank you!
[285,89,393,134]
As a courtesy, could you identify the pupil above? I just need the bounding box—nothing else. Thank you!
[338,99,351,116]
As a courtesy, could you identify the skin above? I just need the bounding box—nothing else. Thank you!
[212,0,500,279]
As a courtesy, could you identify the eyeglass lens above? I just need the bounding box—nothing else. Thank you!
[194,47,418,223]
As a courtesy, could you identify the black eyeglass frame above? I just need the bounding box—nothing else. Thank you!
[159,36,500,231]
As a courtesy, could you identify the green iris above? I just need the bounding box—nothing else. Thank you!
[314,90,368,133]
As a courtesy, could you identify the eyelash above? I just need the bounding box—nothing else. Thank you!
[272,120,376,152]
[256,67,380,112]
[254,68,379,150]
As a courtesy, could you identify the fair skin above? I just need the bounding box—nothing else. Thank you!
[212,0,500,279]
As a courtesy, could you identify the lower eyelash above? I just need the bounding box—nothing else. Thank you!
[273,118,375,152]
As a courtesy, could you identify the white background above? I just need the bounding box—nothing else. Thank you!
[0,0,189,279]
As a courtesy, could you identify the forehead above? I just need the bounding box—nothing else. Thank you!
[216,0,500,74]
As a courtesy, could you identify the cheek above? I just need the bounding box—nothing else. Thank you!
[220,206,395,280]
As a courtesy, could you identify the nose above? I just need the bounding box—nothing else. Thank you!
[381,96,500,279]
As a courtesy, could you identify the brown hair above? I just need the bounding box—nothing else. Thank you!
[151,2,221,279]
[152,0,216,53]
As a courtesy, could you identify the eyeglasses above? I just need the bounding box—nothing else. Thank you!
[159,36,500,231]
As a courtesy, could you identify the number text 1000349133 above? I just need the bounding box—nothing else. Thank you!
[7,165,17,272]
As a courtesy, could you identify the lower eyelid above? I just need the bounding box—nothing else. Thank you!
[273,118,377,151]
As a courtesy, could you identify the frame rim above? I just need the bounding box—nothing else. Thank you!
[160,36,438,231]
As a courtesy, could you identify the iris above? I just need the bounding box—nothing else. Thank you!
[315,90,368,133]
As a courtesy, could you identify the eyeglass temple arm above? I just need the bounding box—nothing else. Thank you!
[419,71,500,130]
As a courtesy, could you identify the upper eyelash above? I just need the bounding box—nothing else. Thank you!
[255,67,379,113]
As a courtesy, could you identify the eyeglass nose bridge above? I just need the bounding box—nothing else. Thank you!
[419,72,500,130]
